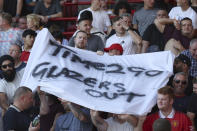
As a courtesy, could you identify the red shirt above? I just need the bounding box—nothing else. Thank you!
[20,51,30,63]
[143,111,192,131]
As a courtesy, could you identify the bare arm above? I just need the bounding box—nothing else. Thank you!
[118,114,138,127]
[16,0,23,16]
[37,87,49,115]
[90,110,108,131]
[0,92,9,113]
[67,102,90,122]
[154,18,179,33]
[134,116,146,131]
[141,40,150,53]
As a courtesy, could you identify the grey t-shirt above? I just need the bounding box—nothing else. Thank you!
[132,7,158,36]
[69,34,104,52]
[34,0,62,16]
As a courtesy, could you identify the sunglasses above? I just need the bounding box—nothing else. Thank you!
[174,80,187,85]
[1,63,14,69]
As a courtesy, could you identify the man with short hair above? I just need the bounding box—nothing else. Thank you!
[69,14,104,52]
[0,55,23,114]
[77,0,111,33]
[181,38,197,77]
[143,86,192,131]
[9,44,26,72]
[3,86,40,131]
[0,12,22,56]
[142,9,170,53]
[106,16,142,55]
[132,0,158,36]
[164,17,194,55]
[169,0,197,31]
[172,72,190,113]
[74,30,88,49]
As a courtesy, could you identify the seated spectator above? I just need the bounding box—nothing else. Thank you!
[106,16,142,55]
[9,44,26,72]
[26,14,41,33]
[187,77,197,130]
[18,16,27,30]
[142,86,192,131]
[52,31,69,45]
[0,55,23,114]
[181,38,197,77]
[113,1,131,16]
[3,86,40,131]
[79,10,107,43]
[69,15,104,52]
[20,29,37,63]
[55,99,93,131]
[153,118,171,131]
[142,9,170,53]
[0,12,23,56]
[169,0,197,37]
[90,110,138,131]
[77,0,111,33]
[172,72,190,113]
[74,30,88,50]
[104,43,123,56]
[168,54,193,96]
[132,0,158,36]
[33,0,63,27]
[165,17,194,55]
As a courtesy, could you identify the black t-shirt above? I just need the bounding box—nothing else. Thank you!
[143,24,165,51]
[3,106,32,131]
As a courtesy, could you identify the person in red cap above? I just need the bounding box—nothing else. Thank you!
[104,43,123,56]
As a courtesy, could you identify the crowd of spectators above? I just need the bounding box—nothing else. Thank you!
[0,0,197,131]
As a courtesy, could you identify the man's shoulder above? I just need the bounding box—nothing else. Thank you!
[170,6,181,12]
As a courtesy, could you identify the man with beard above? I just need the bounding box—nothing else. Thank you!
[0,55,22,115]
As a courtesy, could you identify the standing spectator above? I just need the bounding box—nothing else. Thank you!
[26,14,41,33]
[34,0,62,27]
[106,16,142,55]
[132,0,158,36]
[9,44,26,72]
[142,9,169,53]
[0,12,23,56]
[113,1,131,16]
[169,0,197,31]
[3,86,40,131]
[165,17,194,56]
[142,86,192,131]
[20,29,37,63]
[77,0,111,33]
[0,55,23,114]
[172,72,190,113]
[69,16,104,52]
[181,38,197,77]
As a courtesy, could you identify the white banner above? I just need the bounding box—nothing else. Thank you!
[21,29,175,115]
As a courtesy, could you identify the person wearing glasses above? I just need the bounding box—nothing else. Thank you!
[172,72,190,113]
[0,55,22,115]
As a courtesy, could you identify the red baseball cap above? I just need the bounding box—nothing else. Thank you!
[104,43,123,54]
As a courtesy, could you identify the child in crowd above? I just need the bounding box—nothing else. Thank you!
[20,29,37,63]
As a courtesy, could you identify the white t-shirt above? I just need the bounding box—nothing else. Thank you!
[106,33,136,55]
[169,6,197,29]
[78,8,111,32]
[0,72,22,104]
[105,117,134,131]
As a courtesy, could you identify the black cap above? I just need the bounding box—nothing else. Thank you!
[77,10,93,23]
[175,54,191,67]
[153,118,171,131]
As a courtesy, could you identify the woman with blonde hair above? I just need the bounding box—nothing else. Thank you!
[26,13,41,33]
